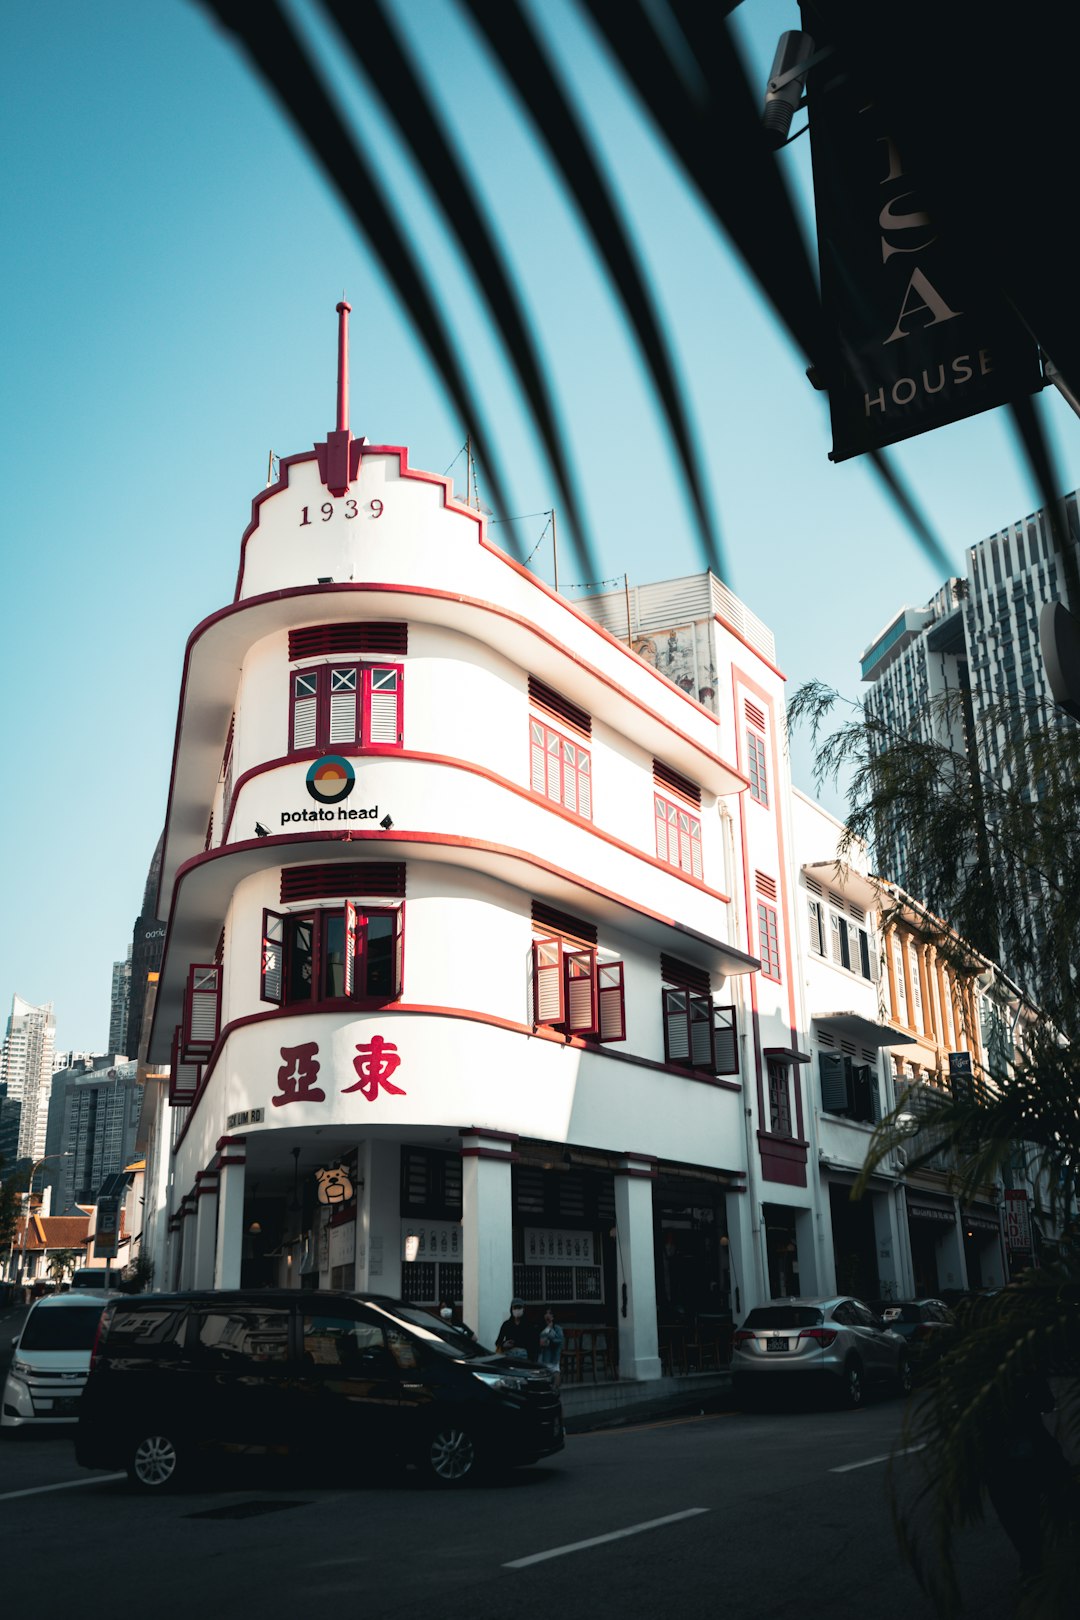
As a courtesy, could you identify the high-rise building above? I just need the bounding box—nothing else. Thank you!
[126,835,165,1065]
[108,948,132,1057]
[0,994,57,1161]
[859,490,1080,995]
[43,1055,141,1214]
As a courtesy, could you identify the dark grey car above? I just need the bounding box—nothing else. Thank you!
[731,1295,912,1409]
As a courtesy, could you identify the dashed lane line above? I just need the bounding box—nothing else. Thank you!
[0,1473,126,1501]
[504,1507,711,1569]
[830,1443,926,1473]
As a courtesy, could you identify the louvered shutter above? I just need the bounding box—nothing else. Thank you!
[366,665,401,744]
[830,911,844,964]
[532,938,564,1025]
[689,992,715,1068]
[713,1005,738,1074]
[546,730,561,801]
[183,965,220,1060]
[343,899,357,997]
[663,987,691,1062]
[820,1052,849,1113]
[261,912,284,1004]
[597,960,626,1042]
[577,750,592,819]
[292,670,319,750]
[530,720,546,793]
[392,905,404,999]
[328,666,359,744]
[563,740,578,813]
[564,947,598,1035]
[169,1025,201,1108]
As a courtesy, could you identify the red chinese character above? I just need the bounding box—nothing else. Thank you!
[343,1035,405,1102]
[272,1042,326,1108]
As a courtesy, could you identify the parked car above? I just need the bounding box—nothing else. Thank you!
[872,1298,955,1376]
[68,1269,114,1291]
[2,1290,114,1430]
[731,1295,911,1409]
[76,1290,564,1491]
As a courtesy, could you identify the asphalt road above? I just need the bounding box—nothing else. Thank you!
[0,1384,1025,1620]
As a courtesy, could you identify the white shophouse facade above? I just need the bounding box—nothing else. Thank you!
[143,308,830,1375]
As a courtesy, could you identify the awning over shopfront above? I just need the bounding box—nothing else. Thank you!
[813,1011,917,1048]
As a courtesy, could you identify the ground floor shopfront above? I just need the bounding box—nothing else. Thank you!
[162,1125,748,1383]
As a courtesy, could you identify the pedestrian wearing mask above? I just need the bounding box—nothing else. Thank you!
[496,1297,537,1360]
[537,1307,565,1385]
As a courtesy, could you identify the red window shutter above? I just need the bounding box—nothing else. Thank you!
[393,905,404,1000]
[529,720,547,793]
[365,665,402,745]
[291,669,320,750]
[343,899,357,996]
[663,987,690,1063]
[655,796,670,862]
[597,960,626,1043]
[328,665,360,744]
[689,992,715,1069]
[169,1025,201,1107]
[545,729,561,802]
[261,911,284,1004]
[577,749,592,819]
[564,947,598,1036]
[183,965,220,1059]
[562,739,578,814]
[713,1005,738,1075]
[532,938,564,1025]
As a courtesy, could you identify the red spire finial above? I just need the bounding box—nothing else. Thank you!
[315,297,363,497]
[335,298,351,433]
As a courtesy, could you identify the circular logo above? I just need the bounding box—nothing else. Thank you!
[306,754,355,804]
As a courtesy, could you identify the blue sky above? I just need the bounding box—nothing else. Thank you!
[2,0,1076,1052]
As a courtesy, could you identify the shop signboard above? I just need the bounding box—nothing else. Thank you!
[94,1195,120,1260]
[1004,1189,1032,1254]
[803,33,1043,463]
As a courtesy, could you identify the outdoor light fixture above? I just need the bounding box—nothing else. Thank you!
[247,1220,262,1235]
[317,575,333,584]
[404,1232,420,1262]
[255,822,269,838]
[380,814,393,830]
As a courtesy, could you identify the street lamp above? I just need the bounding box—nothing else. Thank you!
[16,1153,72,1294]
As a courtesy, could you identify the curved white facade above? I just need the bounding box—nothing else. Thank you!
[142,329,822,1372]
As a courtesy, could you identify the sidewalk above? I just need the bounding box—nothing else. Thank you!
[561,1369,736,1433]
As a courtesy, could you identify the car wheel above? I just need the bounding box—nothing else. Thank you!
[841,1359,863,1410]
[128,1430,186,1492]
[423,1422,480,1486]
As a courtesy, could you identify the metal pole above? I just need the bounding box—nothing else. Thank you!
[624,573,633,644]
[551,509,559,594]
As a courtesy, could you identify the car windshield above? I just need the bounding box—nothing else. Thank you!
[742,1306,823,1330]
[365,1301,492,1359]
[20,1306,103,1351]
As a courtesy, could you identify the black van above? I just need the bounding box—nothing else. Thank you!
[76,1290,564,1490]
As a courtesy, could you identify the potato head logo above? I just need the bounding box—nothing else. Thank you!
[316,1165,354,1205]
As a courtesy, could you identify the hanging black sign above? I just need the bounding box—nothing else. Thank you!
[805,70,1043,462]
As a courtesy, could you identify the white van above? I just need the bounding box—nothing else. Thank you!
[2,1290,115,1429]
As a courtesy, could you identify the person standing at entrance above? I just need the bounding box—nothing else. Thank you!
[537,1307,564,1385]
[496,1298,538,1360]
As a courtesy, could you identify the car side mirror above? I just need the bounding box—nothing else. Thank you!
[11,1334,20,1347]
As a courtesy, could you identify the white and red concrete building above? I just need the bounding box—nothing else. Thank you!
[141,306,831,1378]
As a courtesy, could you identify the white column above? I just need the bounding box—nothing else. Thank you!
[871,1186,906,1299]
[192,1172,219,1288]
[356,1138,402,1296]
[936,1198,969,1293]
[178,1195,198,1289]
[723,1192,756,1319]
[460,1131,514,1350]
[613,1155,661,1382]
[214,1146,247,1288]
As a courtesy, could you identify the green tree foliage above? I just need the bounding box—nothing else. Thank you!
[790,679,1080,1613]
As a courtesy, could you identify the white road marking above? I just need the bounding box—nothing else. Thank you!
[830,1443,926,1474]
[504,1507,710,1569]
[0,1472,126,1501]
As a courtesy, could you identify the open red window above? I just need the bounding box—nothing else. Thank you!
[261,905,403,1006]
[289,662,403,753]
[181,965,220,1062]
[531,938,625,1042]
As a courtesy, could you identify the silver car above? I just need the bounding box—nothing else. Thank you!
[731,1295,912,1409]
